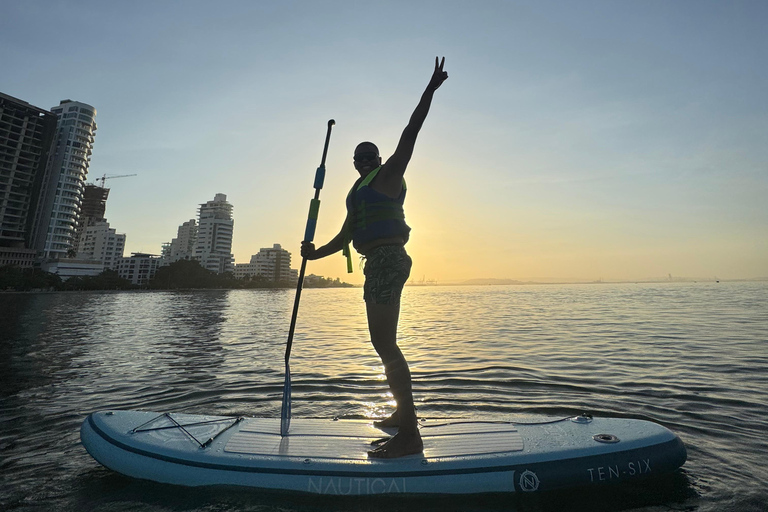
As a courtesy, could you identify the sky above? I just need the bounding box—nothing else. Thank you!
[2,0,766,283]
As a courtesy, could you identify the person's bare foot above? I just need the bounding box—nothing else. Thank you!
[368,430,423,459]
[373,410,399,429]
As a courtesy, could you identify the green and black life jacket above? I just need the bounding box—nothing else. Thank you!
[342,166,410,272]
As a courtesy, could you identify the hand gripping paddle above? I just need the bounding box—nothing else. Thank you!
[281,119,335,437]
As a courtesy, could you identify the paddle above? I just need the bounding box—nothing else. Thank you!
[281,119,335,437]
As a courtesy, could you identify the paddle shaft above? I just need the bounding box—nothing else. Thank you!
[281,120,335,436]
[285,120,334,362]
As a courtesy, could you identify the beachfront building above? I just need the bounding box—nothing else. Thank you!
[194,194,233,274]
[40,258,103,279]
[75,219,126,270]
[0,92,58,267]
[233,260,259,280]
[117,252,162,285]
[242,243,293,282]
[160,242,171,262]
[31,99,98,260]
[166,219,197,263]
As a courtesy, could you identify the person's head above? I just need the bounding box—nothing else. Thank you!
[353,142,381,175]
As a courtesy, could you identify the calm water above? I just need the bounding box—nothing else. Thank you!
[1,282,767,511]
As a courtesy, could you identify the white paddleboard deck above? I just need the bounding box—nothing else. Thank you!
[81,411,686,495]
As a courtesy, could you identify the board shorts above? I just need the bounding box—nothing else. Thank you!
[362,245,412,305]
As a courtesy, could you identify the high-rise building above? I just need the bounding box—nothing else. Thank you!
[74,184,109,251]
[31,99,97,260]
[75,219,126,270]
[167,219,197,263]
[80,183,109,223]
[0,92,57,267]
[194,194,233,274]
[160,242,171,262]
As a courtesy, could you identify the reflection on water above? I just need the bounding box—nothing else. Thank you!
[1,282,767,512]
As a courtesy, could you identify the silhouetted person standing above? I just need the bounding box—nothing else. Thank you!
[302,57,448,458]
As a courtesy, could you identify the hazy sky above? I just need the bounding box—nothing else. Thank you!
[3,1,766,283]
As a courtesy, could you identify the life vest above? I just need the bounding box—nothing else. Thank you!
[342,166,410,272]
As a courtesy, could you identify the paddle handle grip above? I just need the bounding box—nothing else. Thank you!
[303,198,321,242]
[313,165,325,190]
[301,119,333,242]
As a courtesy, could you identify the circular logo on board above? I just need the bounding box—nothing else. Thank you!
[519,470,540,492]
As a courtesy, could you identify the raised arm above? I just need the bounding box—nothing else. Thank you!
[380,57,448,185]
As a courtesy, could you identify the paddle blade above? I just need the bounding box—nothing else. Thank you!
[280,365,291,436]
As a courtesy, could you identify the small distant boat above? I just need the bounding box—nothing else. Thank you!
[81,411,686,495]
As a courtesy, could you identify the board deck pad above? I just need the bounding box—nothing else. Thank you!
[225,418,524,460]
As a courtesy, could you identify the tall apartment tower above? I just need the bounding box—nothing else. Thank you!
[74,184,109,250]
[168,219,197,263]
[194,194,234,274]
[0,93,58,267]
[31,99,97,260]
[80,183,109,223]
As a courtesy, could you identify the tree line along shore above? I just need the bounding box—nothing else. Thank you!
[1,259,353,292]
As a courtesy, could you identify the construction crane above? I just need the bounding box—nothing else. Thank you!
[94,173,138,188]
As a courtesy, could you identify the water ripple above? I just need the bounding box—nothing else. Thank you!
[1,282,767,511]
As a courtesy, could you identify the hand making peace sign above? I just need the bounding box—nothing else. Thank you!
[428,56,449,91]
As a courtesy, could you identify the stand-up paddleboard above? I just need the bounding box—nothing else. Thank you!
[80,411,686,495]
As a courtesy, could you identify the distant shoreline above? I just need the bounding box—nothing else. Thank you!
[6,278,767,294]
[408,277,768,286]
